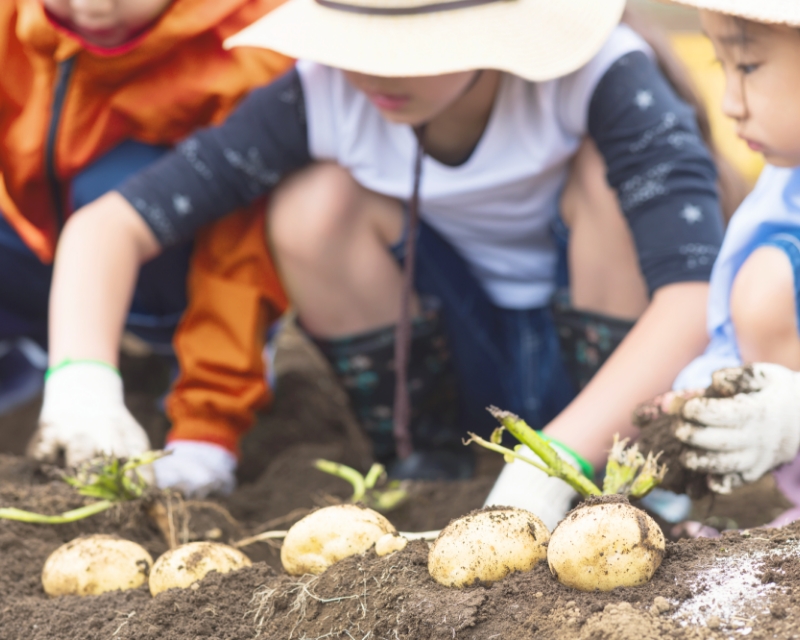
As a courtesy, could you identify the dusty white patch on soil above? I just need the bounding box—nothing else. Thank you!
[672,540,800,634]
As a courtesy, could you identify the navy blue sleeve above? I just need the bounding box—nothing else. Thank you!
[118,68,311,246]
[588,51,724,295]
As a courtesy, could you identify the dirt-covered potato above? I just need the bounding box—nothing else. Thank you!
[547,496,665,591]
[375,533,408,557]
[149,541,252,596]
[281,504,396,575]
[428,507,549,588]
[42,534,153,597]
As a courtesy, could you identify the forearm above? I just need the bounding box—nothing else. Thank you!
[49,192,161,366]
[544,282,709,467]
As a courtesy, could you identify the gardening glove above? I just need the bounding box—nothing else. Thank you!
[31,361,152,469]
[483,445,581,531]
[675,364,800,493]
[152,440,237,498]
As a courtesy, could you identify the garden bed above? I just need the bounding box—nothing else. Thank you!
[2,327,800,639]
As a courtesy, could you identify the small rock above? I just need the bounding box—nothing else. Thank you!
[534,592,543,598]
[706,616,721,630]
[566,600,576,607]
[770,604,787,619]
[190,583,200,591]
[650,596,670,615]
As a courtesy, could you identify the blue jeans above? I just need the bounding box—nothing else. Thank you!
[393,220,576,438]
[0,140,192,352]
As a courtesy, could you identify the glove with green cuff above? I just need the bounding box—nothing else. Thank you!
[29,360,152,468]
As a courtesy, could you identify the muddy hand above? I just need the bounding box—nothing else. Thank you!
[675,364,800,492]
[30,361,152,472]
[633,389,703,427]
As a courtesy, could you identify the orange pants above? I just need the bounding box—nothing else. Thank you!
[166,202,288,455]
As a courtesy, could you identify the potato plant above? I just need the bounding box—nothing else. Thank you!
[465,407,667,592]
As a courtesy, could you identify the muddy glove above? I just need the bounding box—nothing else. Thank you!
[152,440,237,498]
[483,444,583,530]
[676,364,800,493]
[30,361,151,468]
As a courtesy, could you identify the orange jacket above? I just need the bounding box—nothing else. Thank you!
[0,0,292,454]
[0,0,291,262]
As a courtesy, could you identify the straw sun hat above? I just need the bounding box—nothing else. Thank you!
[662,0,800,27]
[224,0,625,82]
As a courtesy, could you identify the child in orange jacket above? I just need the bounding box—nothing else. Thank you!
[0,0,291,486]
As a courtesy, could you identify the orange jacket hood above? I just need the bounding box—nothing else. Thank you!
[0,0,292,262]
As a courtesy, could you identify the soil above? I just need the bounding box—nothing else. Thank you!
[3,327,800,639]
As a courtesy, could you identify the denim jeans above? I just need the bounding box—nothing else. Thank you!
[0,140,192,352]
[392,219,576,439]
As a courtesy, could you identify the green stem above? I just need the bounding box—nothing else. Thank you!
[314,459,367,503]
[0,500,114,524]
[465,434,553,476]
[363,463,385,490]
[486,407,602,497]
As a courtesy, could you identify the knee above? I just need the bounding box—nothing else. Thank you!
[731,246,800,364]
[268,163,361,262]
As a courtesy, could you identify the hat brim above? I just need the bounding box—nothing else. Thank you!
[659,0,800,27]
[224,0,626,82]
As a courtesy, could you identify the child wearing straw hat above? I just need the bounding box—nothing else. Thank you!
[39,0,725,526]
[635,1,800,525]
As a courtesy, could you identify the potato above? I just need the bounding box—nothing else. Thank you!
[547,496,665,591]
[375,533,408,557]
[281,504,396,575]
[42,534,152,597]
[149,541,252,596]
[428,507,549,588]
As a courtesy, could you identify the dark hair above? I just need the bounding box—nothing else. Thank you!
[622,8,749,221]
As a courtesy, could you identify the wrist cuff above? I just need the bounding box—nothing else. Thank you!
[541,434,595,480]
[46,359,119,381]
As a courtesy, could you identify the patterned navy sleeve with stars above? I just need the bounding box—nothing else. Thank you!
[588,51,724,295]
[117,68,311,246]
[119,53,722,298]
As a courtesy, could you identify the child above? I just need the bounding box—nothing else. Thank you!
[638,1,800,519]
[41,0,725,526]
[0,0,292,492]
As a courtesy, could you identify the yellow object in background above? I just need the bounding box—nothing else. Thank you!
[670,32,765,186]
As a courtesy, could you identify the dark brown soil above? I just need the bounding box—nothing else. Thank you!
[2,328,800,639]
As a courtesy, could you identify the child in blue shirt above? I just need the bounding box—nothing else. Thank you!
[643,1,800,521]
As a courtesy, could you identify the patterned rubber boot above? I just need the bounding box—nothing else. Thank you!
[310,304,473,481]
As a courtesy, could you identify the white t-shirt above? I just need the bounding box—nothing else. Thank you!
[674,165,800,389]
[297,25,650,309]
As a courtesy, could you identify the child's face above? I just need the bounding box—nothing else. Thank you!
[43,0,173,47]
[343,70,481,126]
[702,10,800,167]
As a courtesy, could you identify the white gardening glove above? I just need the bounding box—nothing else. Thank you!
[483,445,579,531]
[30,361,151,468]
[152,440,237,498]
[675,364,800,493]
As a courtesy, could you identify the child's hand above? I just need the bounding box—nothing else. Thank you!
[29,361,152,469]
[675,364,800,492]
[152,441,237,498]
